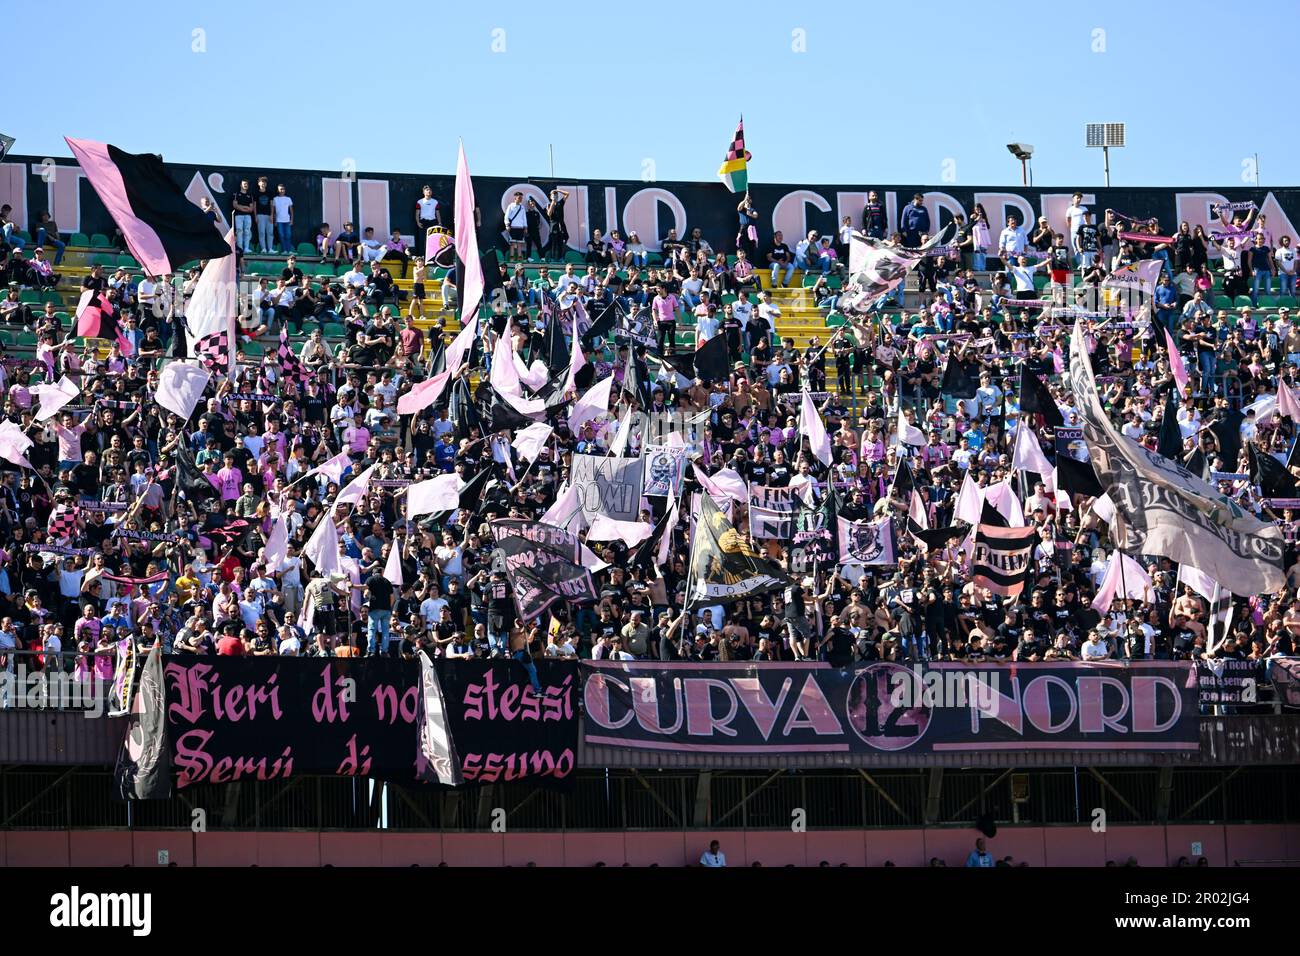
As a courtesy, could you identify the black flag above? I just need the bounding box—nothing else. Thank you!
[1019,365,1064,428]
[174,446,220,504]
[581,301,619,347]
[490,519,598,622]
[687,494,790,609]
[889,458,916,499]
[980,500,1009,527]
[113,644,172,801]
[907,519,970,551]
[940,355,979,399]
[1157,388,1183,460]
[1250,443,1298,497]
[692,333,731,384]
[1207,410,1245,473]
[1055,453,1104,498]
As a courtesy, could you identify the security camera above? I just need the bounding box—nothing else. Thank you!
[1007,143,1034,160]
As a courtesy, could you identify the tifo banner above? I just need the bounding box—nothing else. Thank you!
[5,150,1296,266]
[581,661,1199,754]
[641,443,686,498]
[570,454,644,522]
[1195,659,1267,706]
[748,484,799,540]
[972,524,1038,597]
[158,657,579,790]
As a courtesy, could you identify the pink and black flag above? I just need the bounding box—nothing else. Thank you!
[454,142,486,324]
[278,328,312,389]
[75,289,131,356]
[64,137,229,277]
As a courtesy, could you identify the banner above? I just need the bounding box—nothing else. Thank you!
[161,657,579,790]
[748,484,799,540]
[838,516,896,566]
[790,492,838,573]
[570,454,644,522]
[1066,320,1285,594]
[641,443,686,498]
[615,306,656,349]
[1196,659,1267,706]
[581,661,1199,754]
[491,519,598,622]
[687,493,789,608]
[113,644,171,800]
[972,524,1038,596]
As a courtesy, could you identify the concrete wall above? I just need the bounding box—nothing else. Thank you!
[4,825,1298,867]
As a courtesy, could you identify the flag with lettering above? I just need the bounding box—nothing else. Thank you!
[490,519,599,622]
[971,524,1039,597]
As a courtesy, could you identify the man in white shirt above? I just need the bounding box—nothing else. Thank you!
[359,227,385,263]
[695,304,720,346]
[700,840,727,867]
[1066,193,1088,250]
[342,264,368,290]
[1008,255,1047,293]
[733,291,754,327]
[271,184,294,255]
[998,216,1028,262]
[504,192,527,260]
[757,290,781,339]
[974,373,1003,421]
[1081,629,1112,660]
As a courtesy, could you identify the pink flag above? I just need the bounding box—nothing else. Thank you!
[563,314,587,396]
[397,315,479,416]
[406,474,463,517]
[955,472,983,525]
[32,376,82,423]
[1279,380,1300,421]
[308,451,353,483]
[490,325,523,397]
[0,420,33,469]
[384,539,404,588]
[1011,421,1052,475]
[263,507,290,572]
[454,142,486,322]
[541,482,586,530]
[303,515,342,577]
[586,515,654,547]
[690,462,749,502]
[1164,326,1189,394]
[658,500,679,566]
[908,490,929,529]
[896,407,926,446]
[799,389,833,466]
[568,374,615,434]
[1090,551,1154,613]
[511,422,553,463]
[516,354,549,390]
[334,463,377,507]
[985,480,1025,527]
[154,361,209,422]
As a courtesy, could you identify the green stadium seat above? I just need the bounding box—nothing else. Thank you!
[1214,296,1234,310]
[243,342,264,357]
[92,253,116,268]
[89,233,111,248]
[15,333,36,347]
[54,312,69,324]
[296,243,317,257]
[117,255,138,268]
[18,290,41,304]
[41,290,61,304]
[1258,296,1279,308]
[564,250,584,264]
[1234,296,1253,308]
[70,233,90,247]
[323,323,345,338]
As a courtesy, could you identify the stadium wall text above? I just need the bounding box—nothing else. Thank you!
[2,154,1298,259]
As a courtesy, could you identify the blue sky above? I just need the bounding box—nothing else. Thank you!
[7,0,1289,187]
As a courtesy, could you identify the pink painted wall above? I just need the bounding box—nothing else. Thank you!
[5,825,1299,867]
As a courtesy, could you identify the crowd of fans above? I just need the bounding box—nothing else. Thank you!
[0,179,1297,705]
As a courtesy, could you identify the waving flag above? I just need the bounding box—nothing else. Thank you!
[406,474,463,518]
[454,142,486,323]
[32,376,81,422]
[1164,326,1189,394]
[1011,421,1052,476]
[64,137,229,277]
[799,389,833,466]
[397,315,478,416]
[0,420,33,469]
[277,328,312,390]
[184,229,238,381]
[717,117,751,193]
[154,360,210,422]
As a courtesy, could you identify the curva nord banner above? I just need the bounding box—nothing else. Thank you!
[4,152,1297,264]
[159,657,579,791]
[581,661,1199,754]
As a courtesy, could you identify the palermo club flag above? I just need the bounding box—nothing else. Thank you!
[453,141,486,324]
[971,524,1039,597]
[837,516,896,566]
[113,643,171,801]
[717,117,751,193]
[1066,319,1285,594]
[490,520,599,622]
[184,229,239,382]
[415,651,463,786]
[687,493,790,609]
[65,137,230,277]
